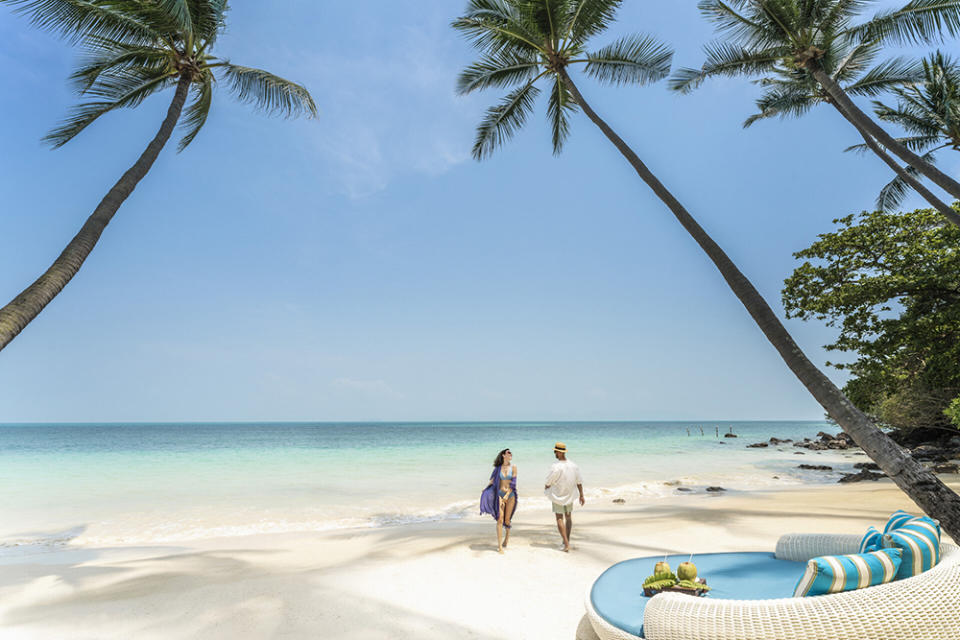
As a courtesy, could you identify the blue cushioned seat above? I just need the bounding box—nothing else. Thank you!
[590,552,806,638]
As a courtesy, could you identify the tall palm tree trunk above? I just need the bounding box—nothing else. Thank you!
[0,75,191,353]
[843,111,960,227]
[559,68,960,540]
[812,68,960,207]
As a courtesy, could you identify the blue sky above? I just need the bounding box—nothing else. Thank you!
[0,1,948,422]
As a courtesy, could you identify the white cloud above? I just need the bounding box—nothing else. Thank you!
[285,22,476,199]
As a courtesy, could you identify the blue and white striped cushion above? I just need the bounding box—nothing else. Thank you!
[859,526,883,553]
[793,548,903,597]
[881,514,941,579]
[883,509,917,533]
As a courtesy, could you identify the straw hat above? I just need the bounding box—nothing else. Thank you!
[553,442,567,453]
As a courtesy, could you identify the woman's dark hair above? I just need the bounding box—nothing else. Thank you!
[493,448,511,467]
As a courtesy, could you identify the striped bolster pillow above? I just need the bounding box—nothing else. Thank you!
[793,548,903,597]
[881,513,941,580]
[859,526,883,553]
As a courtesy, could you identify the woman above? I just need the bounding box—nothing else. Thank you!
[480,448,517,553]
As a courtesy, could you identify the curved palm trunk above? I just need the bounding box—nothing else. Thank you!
[812,68,960,206]
[559,68,960,540]
[846,115,960,227]
[0,75,191,353]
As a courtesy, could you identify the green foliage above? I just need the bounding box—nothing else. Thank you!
[946,395,960,427]
[453,0,673,159]
[782,207,960,429]
[2,0,316,151]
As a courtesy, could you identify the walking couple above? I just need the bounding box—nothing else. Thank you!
[479,442,584,553]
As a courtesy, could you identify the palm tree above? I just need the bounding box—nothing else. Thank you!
[670,0,960,224]
[849,51,960,212]
[0,0,316,352]
[453,0,960,539]
[725,37,960,226]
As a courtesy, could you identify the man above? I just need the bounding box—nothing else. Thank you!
[544,442,584,552]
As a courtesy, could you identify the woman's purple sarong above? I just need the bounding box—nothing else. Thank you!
[480,466,517,521]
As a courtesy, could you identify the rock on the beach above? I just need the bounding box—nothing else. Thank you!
[798,464,833,471]
[747,442,769,448]
[854,462,881,471]
[839,469,885,483]
[613,498,626,504]
[705,486,726,492]
[724,433,738,438]
[934,463,960,474]
[676,487,693,492]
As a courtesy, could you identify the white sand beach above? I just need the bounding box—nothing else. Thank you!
[2,479,957,640]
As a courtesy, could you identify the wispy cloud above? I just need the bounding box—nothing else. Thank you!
[285,21,475,198]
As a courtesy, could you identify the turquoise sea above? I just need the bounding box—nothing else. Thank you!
[0,421,860,551]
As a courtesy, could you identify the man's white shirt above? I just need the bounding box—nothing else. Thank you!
[544,459,582,506]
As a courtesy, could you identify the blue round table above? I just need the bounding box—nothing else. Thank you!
[590,552,806,638]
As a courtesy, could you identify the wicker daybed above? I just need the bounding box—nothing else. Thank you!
[584,533,960,640]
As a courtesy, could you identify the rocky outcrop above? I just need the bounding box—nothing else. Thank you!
[799,464,833,471]
[792,431,856,451]
[838,469,885,483]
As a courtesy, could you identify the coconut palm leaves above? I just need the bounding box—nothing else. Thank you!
[453,0,672,157]
[8,0,316,151]
[0,0,316,352]
[671,0,960,227]
[848,52,960,209]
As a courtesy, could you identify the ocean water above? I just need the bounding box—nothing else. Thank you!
[0,421,862,551]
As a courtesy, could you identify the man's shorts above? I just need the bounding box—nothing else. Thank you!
[552,502,573,514]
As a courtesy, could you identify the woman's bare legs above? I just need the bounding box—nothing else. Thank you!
[502,494,515,548]
[496,499,505,553]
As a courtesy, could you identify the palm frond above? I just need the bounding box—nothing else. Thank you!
[669,42,783,93]
[177,69,213,151]
[546,74,577,154]
[874,99,947,136]
[187,0,227,42]
[69,36,171,92]
[845,57,922,97]
[854,0,960,46]
[1,0,159,43]
[43,68,176,147]
[154,0,194,39]
[452,2,547,57]
[562,0,620,47]
[743,82,819,127]
[472,80,541,160]
[697,0,772,47]
[583,34,673,86]
[218,63,317,118]
[456,49,541,95]
[875,151,936,210]
[844,134,941,153]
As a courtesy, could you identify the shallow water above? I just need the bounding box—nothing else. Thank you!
[0,421,861,550]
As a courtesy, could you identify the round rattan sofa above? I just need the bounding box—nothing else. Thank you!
[584,533,960,640]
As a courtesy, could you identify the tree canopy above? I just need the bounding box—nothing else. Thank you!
[782,206,960,429]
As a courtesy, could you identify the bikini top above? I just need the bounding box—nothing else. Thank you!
[500,466,514,479]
